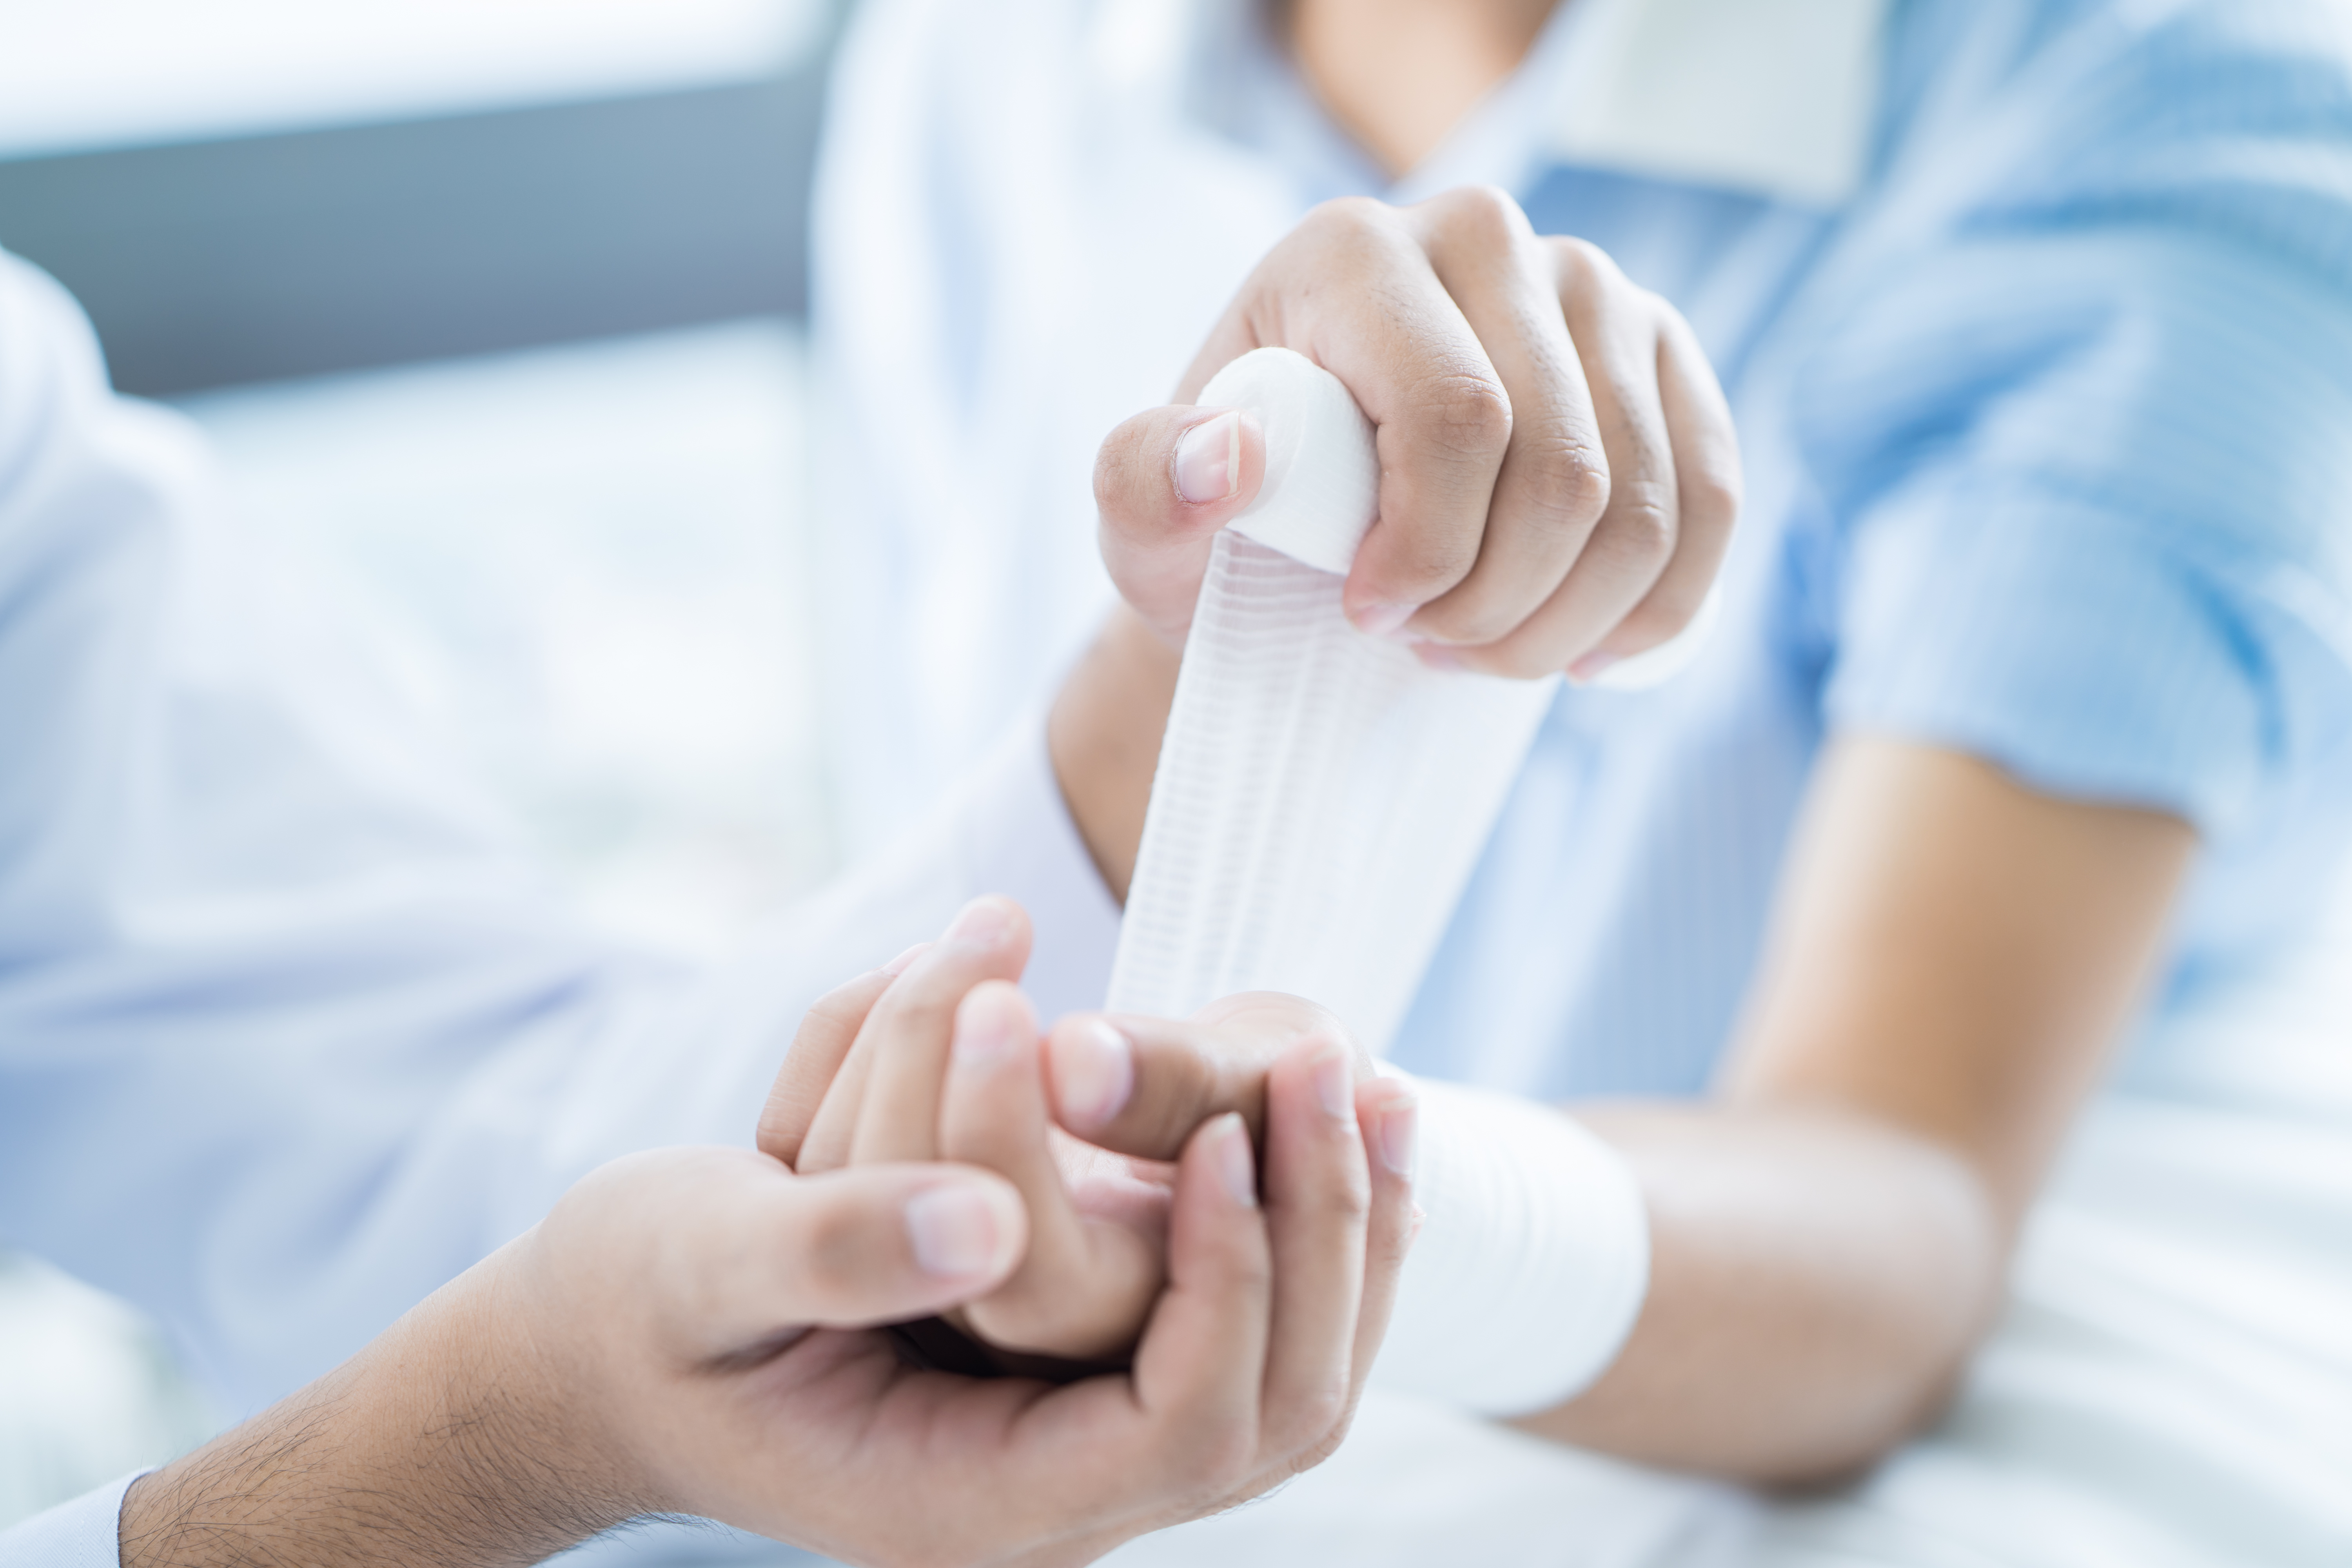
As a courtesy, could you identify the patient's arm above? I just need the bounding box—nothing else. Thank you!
[1529,737,2190,1481]
[1056,679,2192,1481]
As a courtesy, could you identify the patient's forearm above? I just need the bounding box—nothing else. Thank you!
[119,1255,626,1568]
[1049,605,1179,902]
[1512,1100,2002,1485]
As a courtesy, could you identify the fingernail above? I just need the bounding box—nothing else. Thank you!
[880,943,927,977]
[1212,1114,1258,1206]
[1309,1037,1354,1119]
[953,984,1027,1066]
[1352,601,1416,639]
[1567,651,1619,685]
[944,897,1013,950]
[1054,1019,1134,1128]
[1174,410,1245,505]
[1375,1093,1419,1179]
[905,1183,1008,1278]
[1412,641,1467,672]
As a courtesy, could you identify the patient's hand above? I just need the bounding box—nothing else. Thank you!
[762,896,1381,1364]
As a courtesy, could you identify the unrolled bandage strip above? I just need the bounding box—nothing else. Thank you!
[1107,347,1661,1415]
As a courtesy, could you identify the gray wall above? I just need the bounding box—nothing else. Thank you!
[0,45,834,396]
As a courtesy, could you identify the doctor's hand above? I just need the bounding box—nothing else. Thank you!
[122,1084,1410,1568]
[1094,185,1740,681]
[764,896,1403,1368]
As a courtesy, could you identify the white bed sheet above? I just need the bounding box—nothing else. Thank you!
[1102,952,2352,1568]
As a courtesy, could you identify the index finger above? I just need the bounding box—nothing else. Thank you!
[756,967,898,1167]
[1177,198,1514,633]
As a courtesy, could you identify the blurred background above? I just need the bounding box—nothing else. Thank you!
[0,0,848,1526]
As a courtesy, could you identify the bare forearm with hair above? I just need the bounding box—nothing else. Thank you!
[119,1253,630,1568]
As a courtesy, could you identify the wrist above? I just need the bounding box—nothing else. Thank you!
[1372,1076,1651,1417]
[1048,605,1180,902]
[119,1247,630,1568]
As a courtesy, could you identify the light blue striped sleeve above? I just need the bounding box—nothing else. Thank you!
[1807,9,2352,833]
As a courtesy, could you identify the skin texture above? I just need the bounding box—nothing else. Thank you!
[1285,0,1561,176]
[1051,415,2196,1483]
[118,910,1417,1567]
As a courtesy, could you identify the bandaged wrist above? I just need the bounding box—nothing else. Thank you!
[1374,1075,1651,1416]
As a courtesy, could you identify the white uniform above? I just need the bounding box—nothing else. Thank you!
[0,252,1119,1567]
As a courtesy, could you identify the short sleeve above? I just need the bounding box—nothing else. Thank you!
[1793,4,2352,835]
[1803,234,2352,837]
[1826,479,2273,828]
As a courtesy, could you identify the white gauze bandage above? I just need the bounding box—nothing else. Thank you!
[1107,347,1661,1415]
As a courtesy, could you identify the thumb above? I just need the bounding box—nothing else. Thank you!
[681,1159,1031,1354]
[1095,404,1267,644]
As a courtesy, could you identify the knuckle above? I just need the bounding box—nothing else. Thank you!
[1549,233,1621,286]
[1686,466,1743,534]
[1419,370,1515,455]
[1432,183,1530,250]
[1534,439,1612,529]
[1299,195,1397,256]
[1599,483,1678,570]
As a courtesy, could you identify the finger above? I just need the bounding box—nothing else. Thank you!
[846,897,1033,1168]
[1339,1076,1419,1417]
[1395,188,1610,650]
[1447,243,1679,679]
[943,983,1163,1359]
[756,968,897,1166]
[1254,1033,1372,1463]
[1095,405,1268,644]
[651,1151,1029,1359]
[1570,311,1742,679]
[1126,1114,1271,1474]
[1176,197,1515,634]
[799,902,1025,1174]
[1046,991,1360,1158]
[1046,1015,1262,1157]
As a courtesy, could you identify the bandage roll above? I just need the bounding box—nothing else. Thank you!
[1104,348,1558,1054]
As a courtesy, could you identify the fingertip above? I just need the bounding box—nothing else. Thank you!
[1207,1112,1258,1208]
[1357,1078,1419,1184]
[942,895,1027,955]
[1045,1016,1136,1131]
[1348,598,1419,639]
[1173,408,1265,508]
[903,1171,1028,1285]
[951,978,1037,1070]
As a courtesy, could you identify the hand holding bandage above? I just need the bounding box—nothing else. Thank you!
[1060,332,1676,1415]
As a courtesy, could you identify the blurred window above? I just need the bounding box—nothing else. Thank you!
[0,0,829,156]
